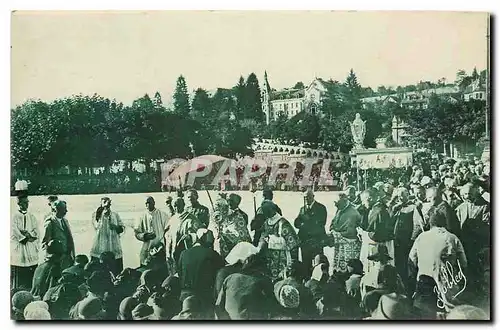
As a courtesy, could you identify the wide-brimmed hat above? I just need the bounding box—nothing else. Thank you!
[274,279,300,309]
[368,245,392,262]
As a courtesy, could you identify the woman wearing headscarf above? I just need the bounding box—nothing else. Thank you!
[210,196,252,259]
[11,195,40,290]
[90,197,125,275]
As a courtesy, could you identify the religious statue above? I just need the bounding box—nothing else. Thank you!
[350,113,366,149]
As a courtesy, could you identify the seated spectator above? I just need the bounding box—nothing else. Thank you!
[446,305,489,320]
[100,252,118,281]
[305,262,329,304]
[131,303,154,320]
[11,290,34,320]
[23,301,51,320]
[43,273,83,320]
[147,291,180,320]
[62,255,89,285]
[172,296,204,320]
[215,242,259,298]
[31,240,63,299]
[369,293,414,320]
[75,296,106,320]
[161,275,181,300]
[69,270,112,320]
[412,275,439,320]
[117,297,138,320]
[361,289,385,319]
[215,253,275,320]
[345,259,364,302]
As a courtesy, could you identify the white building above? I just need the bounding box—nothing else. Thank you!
[261,72,336,124]
[463,79,486,101]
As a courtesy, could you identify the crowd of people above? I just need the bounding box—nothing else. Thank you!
[10,156,490,320]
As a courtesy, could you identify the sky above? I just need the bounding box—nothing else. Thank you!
[11,11,488,107]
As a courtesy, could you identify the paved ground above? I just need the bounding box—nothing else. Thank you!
[11,190,342,268]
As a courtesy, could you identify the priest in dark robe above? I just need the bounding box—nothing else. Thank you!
[357,188,395,274]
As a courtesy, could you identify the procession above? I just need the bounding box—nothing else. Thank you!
[10,146,491,320]
[10,11,491,322]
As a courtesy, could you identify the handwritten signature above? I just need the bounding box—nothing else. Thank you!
[433,259,467,309]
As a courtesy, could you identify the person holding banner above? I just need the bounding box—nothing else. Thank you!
[260,201,299,282]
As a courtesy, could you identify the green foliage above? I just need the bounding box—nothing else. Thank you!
[244,73,263,121]
[173,75,191,116]
[293,81,305,89]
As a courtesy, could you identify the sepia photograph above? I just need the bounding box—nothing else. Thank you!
[9,10,491,321]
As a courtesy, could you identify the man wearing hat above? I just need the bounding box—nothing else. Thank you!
[11,194,40,290]
[41,200,75,270]
[294,188,328,276]
[134,196,170,266]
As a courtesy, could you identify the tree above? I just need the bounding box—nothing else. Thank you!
[471,67,479,81]
[153,91,163,110]
[173,75,191,116]
[344,69,363,111]
[244,73,263,121]
[191,88,212,121]
[234,76,246,120]
[293,81,305,89]
[377,86,389,95]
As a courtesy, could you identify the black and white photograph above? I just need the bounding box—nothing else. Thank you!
[9,10,491,321]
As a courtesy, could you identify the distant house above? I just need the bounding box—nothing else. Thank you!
[463,79,487,101]
[400,86,460,110]
[360,94,400,109]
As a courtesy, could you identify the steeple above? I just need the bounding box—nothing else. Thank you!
[263,70,271,93]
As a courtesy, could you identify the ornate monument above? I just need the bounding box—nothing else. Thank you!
[350,113,366,149]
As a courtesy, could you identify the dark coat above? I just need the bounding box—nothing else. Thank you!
[178,245,224,304]
[330,204,362,239]
[294,201,327,244]
[42,216,75,270]
[31,258,61,299]
[366,202,395,242]
[215,271,275,320]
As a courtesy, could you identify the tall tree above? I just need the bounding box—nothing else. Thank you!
[344,69,362,111]
[191,88,212,121]
[471,67,479,80]
[244,73,263,121]
[173,75,191,116]
[234,76,246,120]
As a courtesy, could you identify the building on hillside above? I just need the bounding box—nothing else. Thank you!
[463,79,487,101]
[360,94,400,109]
[400,86,460,110]
[261,72,338,125]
